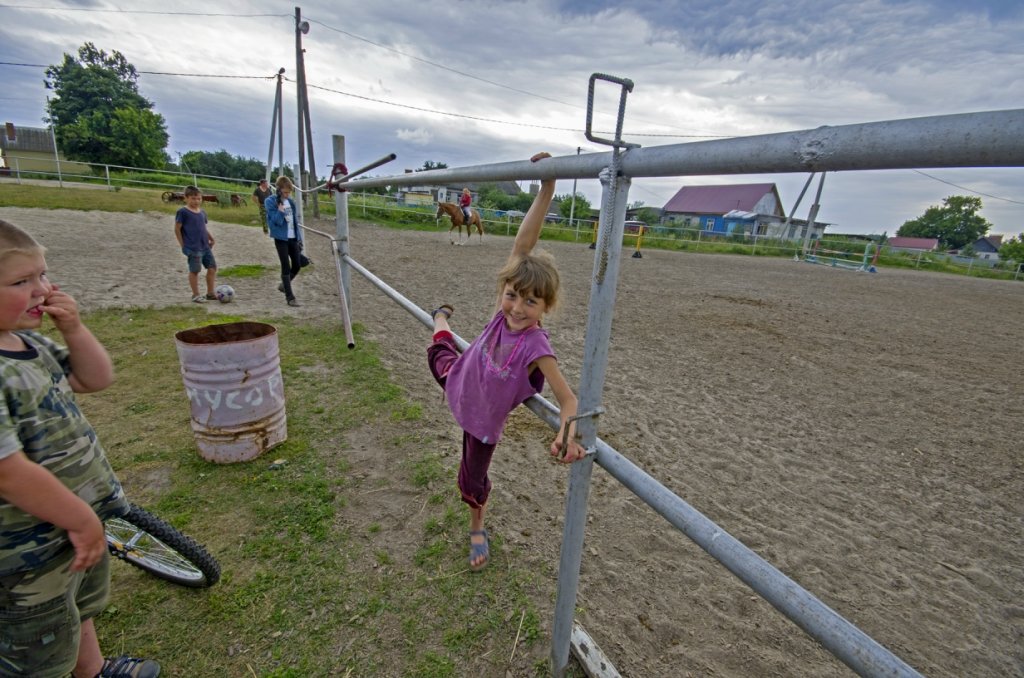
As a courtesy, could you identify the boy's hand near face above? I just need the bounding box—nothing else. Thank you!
[40,285,82,335]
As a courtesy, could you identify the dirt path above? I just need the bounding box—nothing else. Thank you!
[3,206,1021,677]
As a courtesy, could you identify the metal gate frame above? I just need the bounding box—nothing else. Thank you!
[327,78,1024,677]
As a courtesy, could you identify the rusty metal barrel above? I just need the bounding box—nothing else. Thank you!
[174,321,287,463]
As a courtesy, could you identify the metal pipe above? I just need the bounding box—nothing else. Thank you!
[330,241,355,349]
[343,153,398,182]
[341,244,922,676]
[552,165,633,677]
[341,254,450,341]
[333,136,352,318]
[343,109,1024,190]
[592,439,923,677]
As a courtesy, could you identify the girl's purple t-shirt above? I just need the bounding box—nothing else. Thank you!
[445,311,554,444]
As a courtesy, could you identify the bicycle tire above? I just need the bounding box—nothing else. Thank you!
[161,191,173,203]
[105,504,221,588]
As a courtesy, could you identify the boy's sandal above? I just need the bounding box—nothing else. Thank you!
[205,293,217,300]
[191,294,206,304]
[431,304,454,320]
[468,529,489,571]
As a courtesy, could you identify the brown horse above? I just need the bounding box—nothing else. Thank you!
[435,202,483,245]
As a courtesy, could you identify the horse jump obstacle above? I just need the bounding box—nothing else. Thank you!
[589,220,645,258]
[331,80,1024,677]
[803,240,878,273]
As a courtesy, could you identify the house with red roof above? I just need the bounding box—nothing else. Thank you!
[661,183,827,240]
[885,237,939,252]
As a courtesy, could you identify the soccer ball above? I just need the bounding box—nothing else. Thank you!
[214,284,235,303]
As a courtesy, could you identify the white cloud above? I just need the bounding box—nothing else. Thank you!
[395,127,433,145]
[1,0,1021,233]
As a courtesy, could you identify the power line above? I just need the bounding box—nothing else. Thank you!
[0,61,727,138]
[303,14,728,139]
[304,17,579,112]
[0,5,286,18]
[912,169,1024,205]
[0,61,274,80]
[0,4,729,139]
[300,79,727,138]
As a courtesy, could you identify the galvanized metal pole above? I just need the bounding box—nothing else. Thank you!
[333,135,352,317]
[343,110,1024,191]
[569,146,581,239]
[592,438,923,677]
[337,241,924,676]
[551,161,633,677]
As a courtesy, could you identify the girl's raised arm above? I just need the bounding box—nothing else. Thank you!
[511,153,556,259]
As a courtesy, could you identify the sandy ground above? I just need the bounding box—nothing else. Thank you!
[2,206,1021,677]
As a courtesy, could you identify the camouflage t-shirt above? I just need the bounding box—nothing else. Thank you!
[0,330,129,576]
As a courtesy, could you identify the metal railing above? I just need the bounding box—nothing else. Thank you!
[0,154,259,200]
[326,89,1024,677]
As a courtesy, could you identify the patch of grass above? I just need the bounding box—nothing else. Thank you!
[218,264,271,278]
[61,306,566,676]
[410,453,446,488]
[0,183,262,227]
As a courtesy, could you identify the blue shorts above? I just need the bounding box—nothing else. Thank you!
[0,550,111,677]
[182,247,217,273]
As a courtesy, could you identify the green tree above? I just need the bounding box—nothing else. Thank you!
[556,192,592,221]
[180,150,267,181]
[418,160,448,171]
[998,234,1024,263]
[475,183,537,213]
[896,195,991,250]
[635,207,661,225]
[45,42,168,168]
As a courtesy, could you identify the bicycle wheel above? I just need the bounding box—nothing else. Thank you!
[105,504,221,588]
[161,191,173,203]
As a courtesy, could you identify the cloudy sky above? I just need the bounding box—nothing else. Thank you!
[2,0,1023,236]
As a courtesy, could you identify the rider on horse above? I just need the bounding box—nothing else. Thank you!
[459,188,472,224]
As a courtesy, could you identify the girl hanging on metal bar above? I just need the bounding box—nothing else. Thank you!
[426,152,585,572]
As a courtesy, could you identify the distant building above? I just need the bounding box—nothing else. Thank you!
[0,122,90,176]
[971,235,1003,261]
[661,183,827,240]
[396,171,521,207]
[886,237,939,252]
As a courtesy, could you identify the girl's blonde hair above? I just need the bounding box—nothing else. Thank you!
[0,219,45,265]
[496,250,560,312]
[275,176,294,191]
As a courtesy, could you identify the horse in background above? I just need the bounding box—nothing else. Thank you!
[435,202,484,245]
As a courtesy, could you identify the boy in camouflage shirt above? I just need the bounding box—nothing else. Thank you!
[0,220,160,677]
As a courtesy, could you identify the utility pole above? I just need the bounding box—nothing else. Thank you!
[294,7,308,218]
[299,51,318,217]
[266,68,286,181]
[294,7,319,217]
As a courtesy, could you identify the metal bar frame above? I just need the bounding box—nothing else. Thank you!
[331,104,1024,678]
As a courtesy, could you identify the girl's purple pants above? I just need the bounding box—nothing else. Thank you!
[428,332,496,509]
